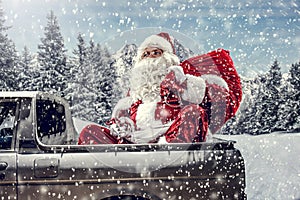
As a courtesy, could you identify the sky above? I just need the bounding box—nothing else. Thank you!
[2,0,300,77]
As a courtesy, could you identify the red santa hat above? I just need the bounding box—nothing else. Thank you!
[138,32,176,54]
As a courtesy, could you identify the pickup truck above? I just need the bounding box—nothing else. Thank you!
[0,91,246,200]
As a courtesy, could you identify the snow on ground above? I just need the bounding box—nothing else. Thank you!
[217,132,300,200]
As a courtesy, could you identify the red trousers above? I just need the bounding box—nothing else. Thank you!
[78,104,208,144]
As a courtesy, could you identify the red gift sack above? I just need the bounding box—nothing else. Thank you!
[180,49,242,133]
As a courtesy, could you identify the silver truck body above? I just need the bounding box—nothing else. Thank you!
[0,91,246,199]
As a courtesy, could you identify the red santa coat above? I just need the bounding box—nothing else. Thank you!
[78,49,242,144]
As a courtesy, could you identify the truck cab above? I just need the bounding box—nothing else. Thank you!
[0,91,246,199]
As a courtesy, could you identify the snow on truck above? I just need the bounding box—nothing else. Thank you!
[0,91,246,199]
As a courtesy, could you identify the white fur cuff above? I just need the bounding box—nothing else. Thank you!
[181,74,206,104]
[168,65,186,84]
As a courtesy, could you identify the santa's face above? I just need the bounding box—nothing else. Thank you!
[129,50,180,102]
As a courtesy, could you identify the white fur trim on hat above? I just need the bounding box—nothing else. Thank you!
[139,35,174,54]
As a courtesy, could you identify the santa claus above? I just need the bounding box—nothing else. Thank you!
[78,32,242,144]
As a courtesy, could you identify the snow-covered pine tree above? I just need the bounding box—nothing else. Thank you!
[277,62,300,132]
[36,10,69,97]
[289,62,300,91]
[112,44,137,100]
[59,35,89,106]
[18,46,36,90]
[242,75,267,135]
[72,33,88,67]
[93,45,115,124]
[288,62,300,131]
[79,41,105,123]
[66,33,88,110]
[251,60,282,134]
[224,61,283,136]
[223,76,263,135]
[70,36,95,121]
[0,2,19,91]
[71,37,115,124]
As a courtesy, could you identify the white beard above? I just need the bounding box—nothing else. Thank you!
[128,52,180,138]
[129,52,180,103]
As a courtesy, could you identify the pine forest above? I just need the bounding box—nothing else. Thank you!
[0,8,299,135]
